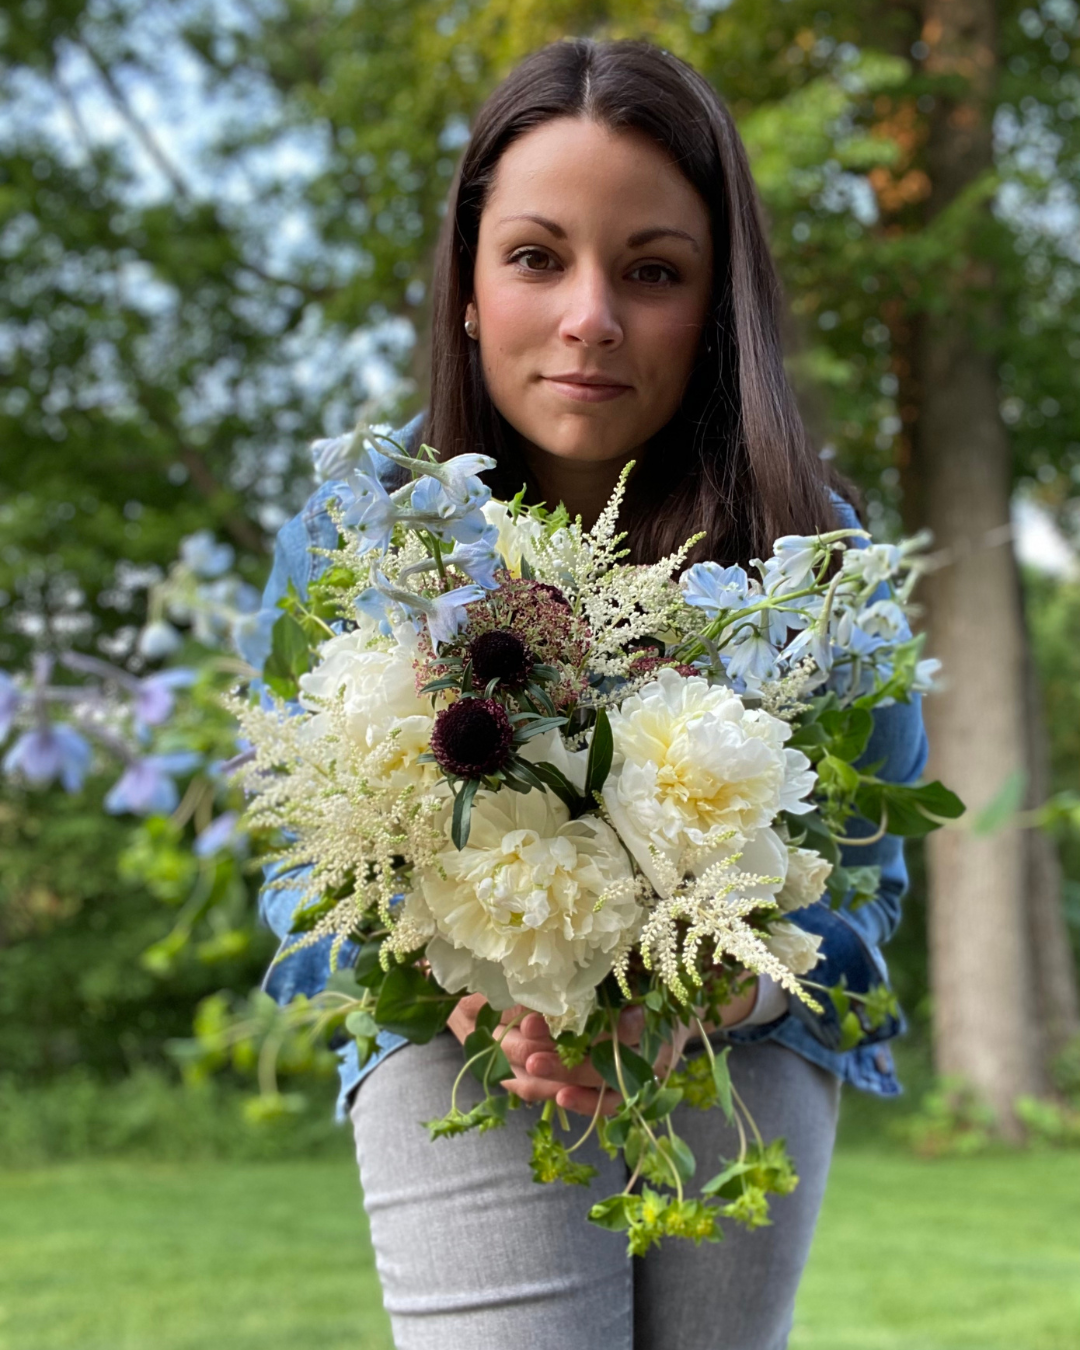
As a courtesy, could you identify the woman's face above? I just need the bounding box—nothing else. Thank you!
[469,117,713,472]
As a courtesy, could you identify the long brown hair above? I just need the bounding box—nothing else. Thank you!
[423,37,846,566]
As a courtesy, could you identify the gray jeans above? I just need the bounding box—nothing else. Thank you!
[350,1032,839,1350]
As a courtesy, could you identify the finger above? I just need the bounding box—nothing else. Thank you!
[616,1005,645,1044]
[555,1084,623,1118]
[518,1011,556,1043]
[498,1074,563,1104]
[499,1028,561,1070]
[524,1051,606,1089]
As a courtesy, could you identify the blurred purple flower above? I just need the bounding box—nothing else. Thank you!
[180,530,234,579]
[0,673,21,740]
[134,669,197,727]
[194,811,243,858]
[104,751,202,816]
[3,724,92,791]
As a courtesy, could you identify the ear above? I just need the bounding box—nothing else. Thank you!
[464,299,478,325]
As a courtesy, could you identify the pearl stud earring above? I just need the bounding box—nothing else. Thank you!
[464,317,479,339]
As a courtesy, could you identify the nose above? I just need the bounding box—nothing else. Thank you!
[558,263,623,350]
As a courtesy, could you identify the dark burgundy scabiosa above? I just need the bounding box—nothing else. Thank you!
[468,629,535,690]
[430,697,514,778]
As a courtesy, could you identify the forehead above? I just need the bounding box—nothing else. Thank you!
[481,117,710,238]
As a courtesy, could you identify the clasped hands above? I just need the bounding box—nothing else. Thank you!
[447,979,758,1119]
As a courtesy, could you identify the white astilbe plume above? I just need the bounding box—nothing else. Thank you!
[230,693,446,970]
[623,848,823,1013]
[528,464,705,678]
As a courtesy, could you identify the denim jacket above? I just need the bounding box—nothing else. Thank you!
[241,417,928,1117]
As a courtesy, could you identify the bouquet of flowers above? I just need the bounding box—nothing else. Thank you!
[231,428,960,1253]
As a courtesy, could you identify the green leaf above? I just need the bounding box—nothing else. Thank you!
[451,778,480,850]
[711,1046,734,1123]
[640,1085,685,1122]
[529,759,583,814]
[352,942,385,989]
[263,613,313,700]
[819,706,874,762]
[474,1002,502,1035]
[374,965,451,1043]
[702,1158,756,1199]
[855,778,965,837]
[585,708,614,800]
[463,1027,512,1086]
[590,1038,655,1097]
[345,1010,378,1040]
[588,1194,634,1231]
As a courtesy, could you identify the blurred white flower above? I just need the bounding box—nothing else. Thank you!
[777,846,833,912]
[764,921,823,974]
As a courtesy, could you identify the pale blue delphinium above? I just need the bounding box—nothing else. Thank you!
[180,530,235,579]
[409,475,493,547]
[104,751,202,816]
[371,570,485,648]
[840,541,900,589]
[680,562,752,617]
[445,537,503,590]
[0,672,20,739]
[341,463,400,554]
[4,723,93,791]
[761,535,820,595]
[725,617,780,686]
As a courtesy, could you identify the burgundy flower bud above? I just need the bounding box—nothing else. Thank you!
[430,697,514,778]
[468,629,534,690]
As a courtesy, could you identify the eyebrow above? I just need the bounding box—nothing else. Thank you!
[497,214,702,253]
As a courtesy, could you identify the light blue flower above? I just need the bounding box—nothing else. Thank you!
[341,468,399,553]
[726,630,779,686]
[409,476,492,546]
[439,453,497,504]
[841,542,900,588]
[137,619,183,660]
[4,724,92,791]
[681,563,752,616]
[311,434,356,483]
[762,535,819,595]
[194,810,244,858]
[0,673,21,740]
[180,530,234,579]
[446,536,502,590]
[104,751,202,816]
[134,669,197,727]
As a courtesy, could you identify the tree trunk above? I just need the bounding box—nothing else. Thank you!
[1021,622,1080,1070]
[911,0,1044,1132]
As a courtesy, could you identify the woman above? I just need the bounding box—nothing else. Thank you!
[249,38,927,1350]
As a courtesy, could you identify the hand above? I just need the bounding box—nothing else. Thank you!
[448,978,758,1119]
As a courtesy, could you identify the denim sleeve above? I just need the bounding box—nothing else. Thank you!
[780,693,928,1050]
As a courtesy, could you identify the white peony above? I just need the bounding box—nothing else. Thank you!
[777,846,833,913]
[298,626,435,786]
[764,921,823,975]
[481,500,544,577]
[601,668,816,896]
[411,787,639,1026]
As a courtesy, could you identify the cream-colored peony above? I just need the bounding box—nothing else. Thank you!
[764,921,823,974]
[601,668,816,896]
[410,786,640,1029]
[298,625,436,787]
[481,500,545,578]
[777,846,833,913]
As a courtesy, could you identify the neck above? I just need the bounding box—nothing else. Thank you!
[521,440,639,530]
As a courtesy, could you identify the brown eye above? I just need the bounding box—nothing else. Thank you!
[630,262,678,285]
[511,248,557,272]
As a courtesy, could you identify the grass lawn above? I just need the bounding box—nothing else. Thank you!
[1,1149,1076,1350]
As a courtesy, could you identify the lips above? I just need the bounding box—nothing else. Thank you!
[542,373,633,404]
